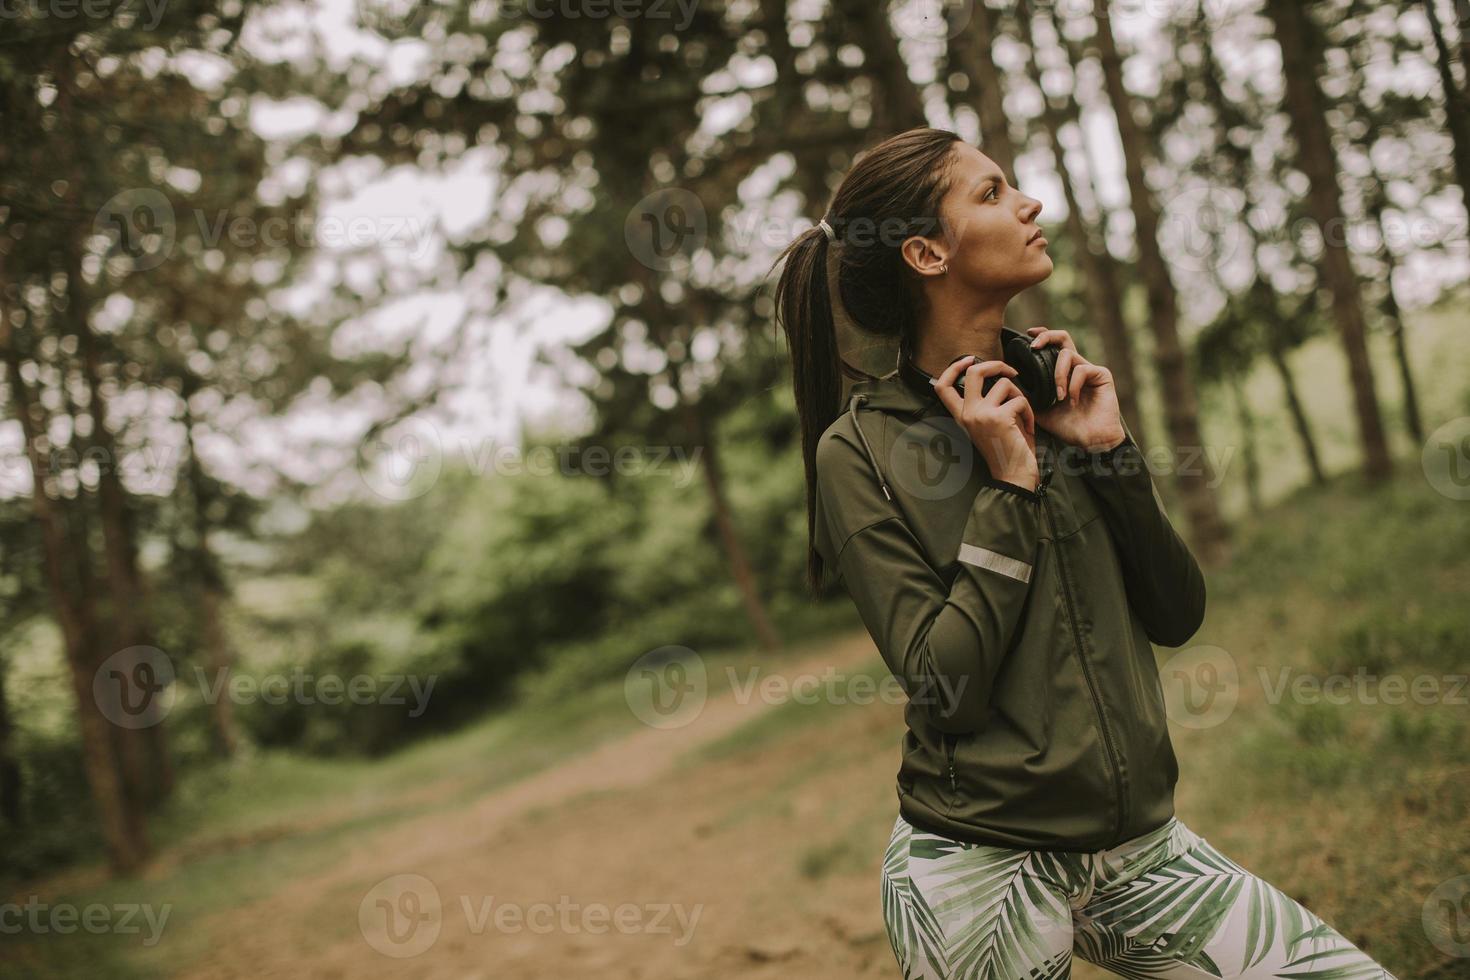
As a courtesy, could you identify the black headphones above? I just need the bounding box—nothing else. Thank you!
[899,333,1061,412]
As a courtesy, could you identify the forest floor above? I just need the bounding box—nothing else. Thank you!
[8,457,1470,979]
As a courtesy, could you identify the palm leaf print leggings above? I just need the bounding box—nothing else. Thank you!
[881,812,1396,979]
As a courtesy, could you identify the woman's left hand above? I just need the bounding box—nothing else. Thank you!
[1025,327,1127,453]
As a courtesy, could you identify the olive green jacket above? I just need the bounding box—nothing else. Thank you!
[813,328,1207,850]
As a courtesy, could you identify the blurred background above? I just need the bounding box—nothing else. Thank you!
[1,0,1468,977]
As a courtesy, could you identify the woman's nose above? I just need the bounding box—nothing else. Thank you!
[1021,195,1042,222]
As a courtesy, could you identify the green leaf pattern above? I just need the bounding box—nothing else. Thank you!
[880,814,1396,979]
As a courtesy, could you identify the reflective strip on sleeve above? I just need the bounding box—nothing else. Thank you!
[957,543,1033,583]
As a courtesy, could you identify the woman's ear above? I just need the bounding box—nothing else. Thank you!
[901,234,948,278]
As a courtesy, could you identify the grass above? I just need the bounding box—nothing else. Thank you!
[1160,458,1470,978]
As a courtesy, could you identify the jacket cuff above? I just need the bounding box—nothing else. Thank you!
[980,475,1044,503]
[1077,426,1143,483]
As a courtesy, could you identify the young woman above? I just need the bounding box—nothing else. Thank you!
[773,128,1394,979]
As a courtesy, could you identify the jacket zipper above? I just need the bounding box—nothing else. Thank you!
[944,733,958,794]
[1036,447,1128,841]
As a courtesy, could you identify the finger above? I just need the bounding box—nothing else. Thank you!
[1009,392,1035,438]
[982,375,1024,409]
[933,355,975,418]
[1028,327,1077,353]
[1070,362,1098,404]
[1053,347,1076,402]
[961,360,1019,410]
[935,354,977,391]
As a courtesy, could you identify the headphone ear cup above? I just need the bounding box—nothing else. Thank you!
[1004,335,1059,412]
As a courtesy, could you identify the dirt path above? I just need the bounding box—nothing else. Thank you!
[176,630,924,979]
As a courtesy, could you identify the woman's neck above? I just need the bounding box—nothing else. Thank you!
[912,301,1010,377]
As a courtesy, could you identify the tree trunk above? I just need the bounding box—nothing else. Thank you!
[1383,291,1424,445]
[681,402,782,652]
[1,320,149,875]
[1266,0,1393,480]
[184,415,241,758]
[1016,0,1144,439]
[1368,194,1425,443]
[199,587,241,758]
[0,661,21,826]
[1260,308,1327,487]
[1458,0,1470,87]
[1423,0,1470,222]
[846,0,926,131]
[1229,372,1262,514]
[1089,1,1231,564]
[69,259,174,806]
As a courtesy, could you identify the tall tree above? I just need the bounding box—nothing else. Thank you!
[1087,0,1230,563]
[1014,0,1143,439]
[842,0,927,131]
[1421,0,1470,221]
[0,313,149,873]
[1187,4,1327,485]
[1264,0,1393,479]
[1336,3,1436,444]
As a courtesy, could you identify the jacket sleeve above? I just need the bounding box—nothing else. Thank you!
[1076,419,1207,647]
[815,429,1042,734]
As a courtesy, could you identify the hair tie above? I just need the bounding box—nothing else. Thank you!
[818,218,836,243]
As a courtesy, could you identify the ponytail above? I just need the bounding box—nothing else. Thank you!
[773,222,843,594]
[769,127,963,596]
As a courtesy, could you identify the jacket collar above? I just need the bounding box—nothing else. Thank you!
[842,326,1042,499]
[849,325,1034,417]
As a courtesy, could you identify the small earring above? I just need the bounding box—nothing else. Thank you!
[939,262,949,275]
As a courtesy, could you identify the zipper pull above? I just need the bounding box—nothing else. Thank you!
[948,761,957,792]
[1037,466,1054,498]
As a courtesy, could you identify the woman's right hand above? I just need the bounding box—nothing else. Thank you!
[934,355,1040,492]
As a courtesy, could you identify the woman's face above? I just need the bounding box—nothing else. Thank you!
[910,142,1052,296]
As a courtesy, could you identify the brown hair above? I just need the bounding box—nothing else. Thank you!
[771,127,963,593]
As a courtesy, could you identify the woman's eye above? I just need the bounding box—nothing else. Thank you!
[986,186,999,201]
